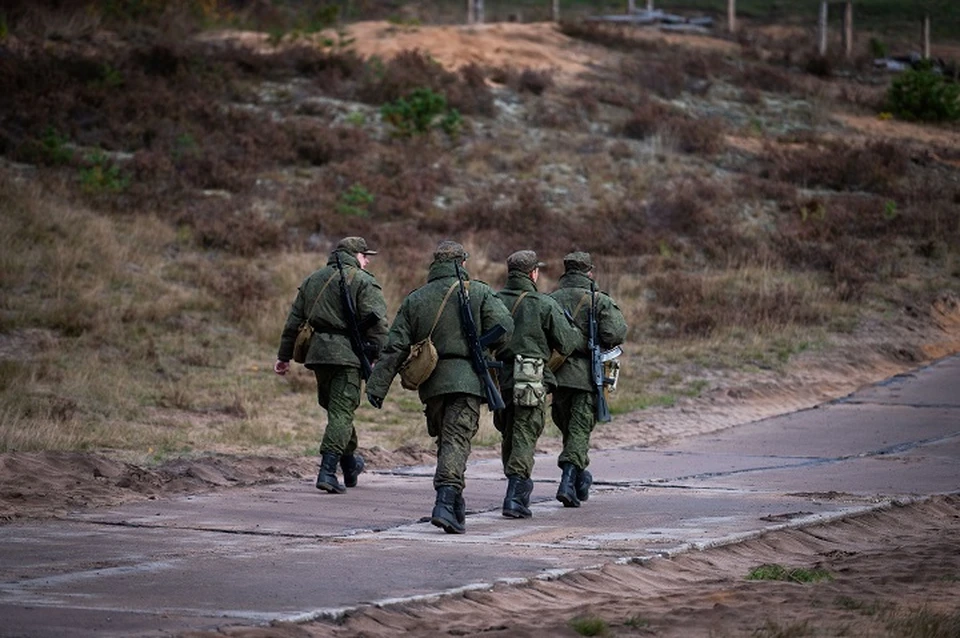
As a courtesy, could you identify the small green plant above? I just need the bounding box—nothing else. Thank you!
[869,37,888,59]
[80,150,130,194]
[345,111,366,127]
[336,184,374,217]
[623,614,649,628]
[96,63,124,89]
[40,127,74,166]
[569,614,608,637]
[747,563,832,583]
[886,61,960,122]
[882,199,898,221]
[380,88,460,138]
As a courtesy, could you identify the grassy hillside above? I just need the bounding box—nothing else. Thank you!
[1,2,958,463]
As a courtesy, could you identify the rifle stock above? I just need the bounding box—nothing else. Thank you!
[455,266,506,411]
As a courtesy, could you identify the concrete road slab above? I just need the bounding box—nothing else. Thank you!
[1,353,957,638]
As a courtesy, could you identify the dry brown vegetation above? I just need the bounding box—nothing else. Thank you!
[1,3,959,477]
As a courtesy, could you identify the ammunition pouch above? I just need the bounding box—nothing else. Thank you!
[513,355,545,408]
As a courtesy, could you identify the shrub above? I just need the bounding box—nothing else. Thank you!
[886,61,960,122]
[380,87,460,137]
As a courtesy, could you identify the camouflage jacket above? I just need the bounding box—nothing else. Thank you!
[495,271,584,391]
[277,250,389,369]
[367,260,513,403]
[549,271,627,391]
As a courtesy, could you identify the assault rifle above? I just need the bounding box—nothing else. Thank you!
[335,253,376,381]
[455,265,506,411]
[588,280,622,423]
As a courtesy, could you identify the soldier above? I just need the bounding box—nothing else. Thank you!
[274,237,389,494]
[549,251,627,507]
[494,250,583,518]
[366,241,513,534]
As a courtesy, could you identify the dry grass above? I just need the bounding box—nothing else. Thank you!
[1,6,958,460]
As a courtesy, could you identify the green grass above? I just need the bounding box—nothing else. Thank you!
[569,614,609,637]
[747,563,833,583]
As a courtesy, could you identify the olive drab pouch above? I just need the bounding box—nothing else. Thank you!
[399,281,459,391]
[399,336,439,391]
[292,324,313,364]
[603,359,621,400]
[513,355,545,407]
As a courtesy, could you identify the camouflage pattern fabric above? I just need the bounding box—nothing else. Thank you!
[314,365,361,457]
[494,269,582,479]
[425,394,481,490]
[494,401,545,479]
[550,388,596,470]
[277,250,389,368]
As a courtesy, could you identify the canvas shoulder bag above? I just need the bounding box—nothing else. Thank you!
[399,281,459,391]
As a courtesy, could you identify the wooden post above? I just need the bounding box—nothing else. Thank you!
[552,0,559,22]
[922,14,931,59]
[628,0,635,14]
[818,1,828,56]
[646,0,653,12]
[728,0,736,33]
[466,0,474,24]
[843,1,853,58]
[475,0,484,24]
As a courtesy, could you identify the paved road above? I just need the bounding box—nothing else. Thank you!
[2,355,958,637]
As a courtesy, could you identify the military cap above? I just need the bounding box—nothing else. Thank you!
[563,251,593,273]
[433,240,468,263]
[506,250,546,273]
[336,236,377,255]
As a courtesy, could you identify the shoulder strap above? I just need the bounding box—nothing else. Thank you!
[510,291,530,317]
[428,281,460,337]
[306,271,340,320]
[571,291,591,323]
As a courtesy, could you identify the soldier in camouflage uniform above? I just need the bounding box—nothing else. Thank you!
[549,251,627,507]
[366,241,513,534]
[494,250,583,519]
[275,237,389,494]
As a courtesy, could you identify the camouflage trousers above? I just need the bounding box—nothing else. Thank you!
[494,398,546,479]
[313,365,360,457]
[425,394,481,491]
[550,388,596,470]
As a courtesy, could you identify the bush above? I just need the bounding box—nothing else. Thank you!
[886,61,960,122]
[380,87,460,137]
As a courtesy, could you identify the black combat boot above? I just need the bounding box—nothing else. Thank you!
[556,462,581,508]
[575,468,593,502]
[454,493,466,526]
[518,477,535,513]
[431,485,465,534]
[502,475,532,519]
[340,453,365,488]
[315,452,346,494]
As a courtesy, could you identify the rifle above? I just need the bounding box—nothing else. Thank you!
[335,253,375,381]
[455,264,506,411]
[588,280,622,423]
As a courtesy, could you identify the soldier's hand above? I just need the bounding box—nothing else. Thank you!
[274,359,290,376]
[366,391,383,409]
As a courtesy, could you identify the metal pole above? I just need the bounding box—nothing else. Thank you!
[818,1,828,56]
[728,0,736,33]
[922,14,931,59]
[466,0,474,24]
[646,0,653,12]
[553,0,559,22]
[628,0,636,13]
[476,0,484,24]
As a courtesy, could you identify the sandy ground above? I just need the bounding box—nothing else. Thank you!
[183,495,960,638]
